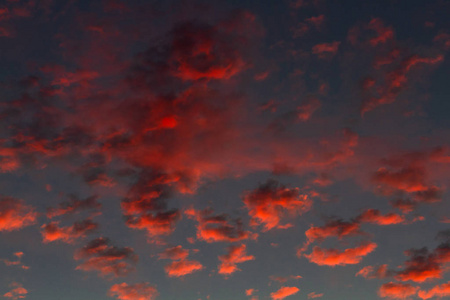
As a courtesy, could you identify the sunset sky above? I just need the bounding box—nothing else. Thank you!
[0,0,449,300]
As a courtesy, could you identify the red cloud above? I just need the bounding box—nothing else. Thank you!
[307,292,324,299]
[159,245,189,261]
[170,21,247,81]
[218,244,255,275]
[378,282,418,299]
[304,219,361,243]
[1,252,28,270]
[125,210,181,237]
[3,282,27,300]
[357,209,405,225]
[47,195,101,218]
[418,282,450,299]
[164,260,204,277]
[304,242,377,266]
[41,219,98,243]
[356,264,390,279]
[270,286,300,300]
[312,41,340,58]
[395,243,450,283]
[361,54,444,114]
[74,237,138,278]
[243,180,312,231]
[185,208,256,243]
[158,245,203,277]
[367,18,394,46]
[296,98,321,122]
[0,196,37,232]
[109,282,158,300]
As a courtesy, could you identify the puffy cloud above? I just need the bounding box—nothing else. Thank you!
[3,282,28,300]
[0,196,37,232]
[243,180,312,231]
[417,282,450,299]
[158,245,189,261]
[218,244,254,275]
[159,245,203,277]
[47,195,101,218]
[356,209,405,225]
[378,282,418,299]
[304,242,377,266]
[304,219,361,243]
[109,282,158,300]
[74,237,138,278]
[395,242,450,283]
[270,286,299,300]
[41,219,98,243]
[185,208,256,243]
[164,260,204,277]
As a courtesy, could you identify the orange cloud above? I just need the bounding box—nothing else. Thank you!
[304,242,377,266]
[109,282,158,300]
[164,260,204,277]
[243,180,312,231]
[357,209,405,225]
[270,286,299,300]
[418,282,450,299]
[378,282,418,299]
[3,282,27,300]
[395,243,450,283]
[158,245,203,277]
[0,196,37,232]
[74,237,138,278]
[41,219,98,243]
[218,244,255,275]
[185,208,256,243]
[356,264,390,279]
[304,219,361,243]
[158,245,189,261]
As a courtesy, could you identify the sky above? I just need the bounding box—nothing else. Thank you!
[0,0,449,300]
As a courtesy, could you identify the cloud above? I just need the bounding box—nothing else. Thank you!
[243,179,312,231]
[304,242,377,266]
[185,208,256,243]
[378,282,418,299]
[41,219,98,243]
[74,237,138,278]
[304,219,361,243]
[269,275,302,283]
[307,292,324,299]
[356,209,405,225]
[47,195,101,218]
[417,282,450,299]
[3,282,28,300]
[270,286,299,300]
[158,245,203,277]
[0,252,29,270]
[312,41,340,58]
[0,196,37,232]
[394,242,450,283]
[109,282,158,300]
[356,264,390,279]
[164,260,204,277]
[158,245,189,261]
[218,244,255,275]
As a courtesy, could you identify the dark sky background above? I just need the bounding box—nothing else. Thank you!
[0,0,449,300]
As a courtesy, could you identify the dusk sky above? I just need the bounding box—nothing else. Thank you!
[1,0,450,299]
